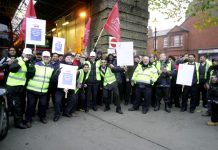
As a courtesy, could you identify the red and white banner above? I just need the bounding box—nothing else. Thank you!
[19,0,37,41]
[83,17,91,48]
[103,2,121,41]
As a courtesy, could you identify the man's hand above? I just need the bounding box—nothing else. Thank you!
[204,83,210,90]
[77,84,82,89]
[83,84,87,88]
[109,64,114,68]
[64,88,68,93]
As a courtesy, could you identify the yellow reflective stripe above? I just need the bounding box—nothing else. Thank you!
[135,80,150,84]
[7,76,26,81]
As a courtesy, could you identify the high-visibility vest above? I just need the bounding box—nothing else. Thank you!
[185,62,200,84]
[77,69,89,84]
[83,60,101,81]
[75,69,89,93]
[100,67,116,86]
[27,63,53,93]
[155,60,172,75]
[132,64,158,85]
[204,59,212,79]
[6,57,27,86]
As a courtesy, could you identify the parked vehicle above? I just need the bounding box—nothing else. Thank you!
[0,88,8,141]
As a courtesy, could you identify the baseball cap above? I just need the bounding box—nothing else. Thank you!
[23,48,32,55]
[42,51,51,57]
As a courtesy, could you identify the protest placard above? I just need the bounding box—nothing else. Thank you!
[52,37,65,54]
[26,18,46,45]
[176,64,195,86]
[116,42,134,66]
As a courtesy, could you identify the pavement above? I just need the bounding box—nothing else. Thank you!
[0,104,218,150]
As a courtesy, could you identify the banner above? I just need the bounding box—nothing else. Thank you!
[176,64,195,86]
[25,18,46,45]
[58,64,78,89]
[52,37,65,54]
[116,42,134,66]
[83,18,91,48]
[19,0,37,41]
[103,2,121,41]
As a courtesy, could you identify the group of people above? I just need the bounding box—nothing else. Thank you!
[0,47,218,130]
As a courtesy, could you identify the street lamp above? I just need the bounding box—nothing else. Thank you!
[152,18,158,54]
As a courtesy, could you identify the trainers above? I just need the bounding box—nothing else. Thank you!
[15,123,27,129]
[207,121,218,126]
[53,116,60,122]
[116,109,123,114]
[40,118,48,124]
[26,122,32,128]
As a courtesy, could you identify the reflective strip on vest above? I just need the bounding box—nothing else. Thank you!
[132,64,158,85]
[6,57,27,86]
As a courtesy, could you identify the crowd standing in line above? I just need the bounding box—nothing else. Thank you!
[0,47,218,129]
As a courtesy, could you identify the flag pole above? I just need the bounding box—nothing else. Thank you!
[92,28,104,52]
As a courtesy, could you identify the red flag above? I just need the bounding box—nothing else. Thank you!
[83,18,91,48]
[103,2,121,41]
[19,0,37,41]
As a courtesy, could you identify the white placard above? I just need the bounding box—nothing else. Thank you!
[58,64,78,89]
[116,42,134,66]
[108,49,116,54]
[52,37,65,54]
[176,64,195,86]
[26,18,46,45]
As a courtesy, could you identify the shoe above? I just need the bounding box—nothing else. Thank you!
[190,109,195,113]
[15,123,27,129]
[92,107,97,111]
[85,109,89,113]
[128,107,138,111]
[207,121,218,126]
[104,107,110,112]
[53,116,60,122]
[40,118,48,124]
[26,122,32,128]
[154,106,160,111]
[142,109,148,114]
[116,109,123,114]
[124,101,128,105]
[165,104,171,113]
[202,112,211,117]
[180,108,187,112]
[63,113,72,118]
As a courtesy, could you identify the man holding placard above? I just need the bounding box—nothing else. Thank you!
[25,51,54,127]
[52,53,77,122]
[180,54,199,113]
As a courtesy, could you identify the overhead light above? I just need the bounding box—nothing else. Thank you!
[79,12,87,18]
[52,28,56,32]
[62,21,69,26]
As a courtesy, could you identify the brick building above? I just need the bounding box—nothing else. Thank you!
[147,16,218,59]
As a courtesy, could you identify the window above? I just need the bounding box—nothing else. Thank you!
[174,35,180,47]
[164,37,168,48]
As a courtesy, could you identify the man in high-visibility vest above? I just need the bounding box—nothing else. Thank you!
[154,53,172,113]
[198,55,212,107]
[83,52,101,111]
[128,56,158,114]
[25,51,54,127]
[6,48,33,129]
[204,58,218,126]
[181,54,199,113]
[100,58,125,114]
[76,63,89,112]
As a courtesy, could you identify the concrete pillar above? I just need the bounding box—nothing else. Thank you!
[89,0,149,55]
